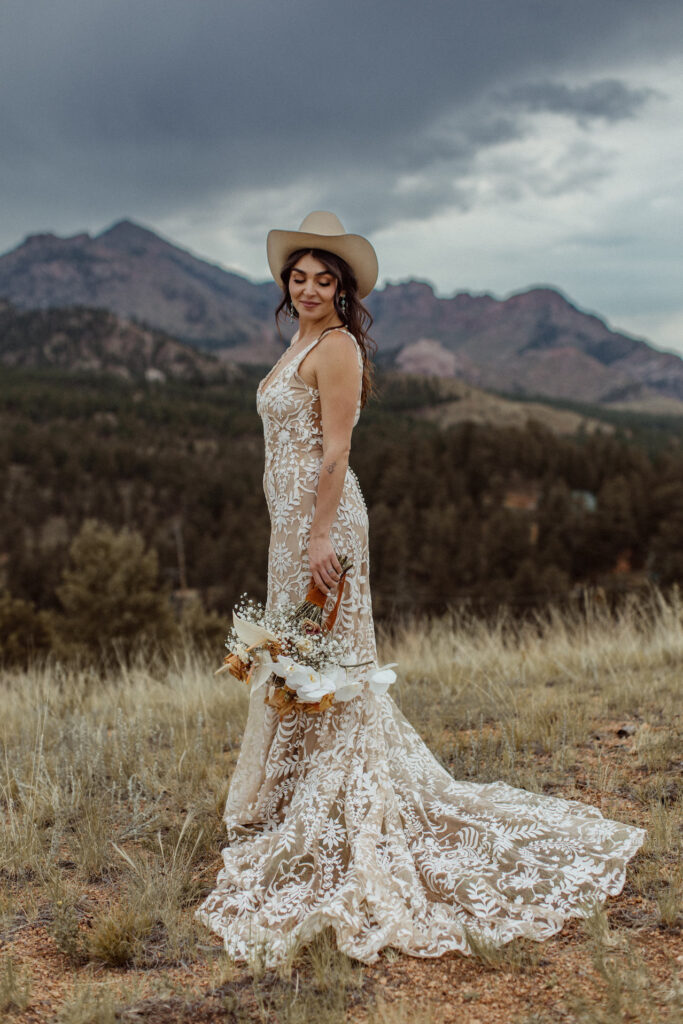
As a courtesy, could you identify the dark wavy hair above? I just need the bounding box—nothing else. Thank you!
[274,247,377,407]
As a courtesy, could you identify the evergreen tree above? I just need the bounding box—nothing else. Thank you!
[649,480,683,584]
[54,519,174,662]
[0,589,51,665]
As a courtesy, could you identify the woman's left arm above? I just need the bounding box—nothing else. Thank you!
[308,333,362,595]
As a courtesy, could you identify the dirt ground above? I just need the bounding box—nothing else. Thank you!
[4,898,681,1023]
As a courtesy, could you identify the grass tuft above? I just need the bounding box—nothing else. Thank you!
[85,901,154,967]
[461,926,544,971]
[55,980,120,1024]
[0,955,31,1014]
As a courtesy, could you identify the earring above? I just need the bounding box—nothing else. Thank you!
[339,294,347,317]
[287,300,297,321]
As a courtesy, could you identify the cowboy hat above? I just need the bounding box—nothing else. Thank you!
[267,211,378,299]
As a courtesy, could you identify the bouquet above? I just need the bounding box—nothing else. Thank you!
[216,554,397,716]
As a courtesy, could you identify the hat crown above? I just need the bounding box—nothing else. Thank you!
[266,210,378,297]
[297,210,346,237]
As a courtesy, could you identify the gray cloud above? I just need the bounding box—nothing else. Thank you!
[1,0,680,245]
[499,78,660,127]
[0,0,682,356]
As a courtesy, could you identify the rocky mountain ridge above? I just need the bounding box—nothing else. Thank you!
[1,218,681,408]
[0,299,240,383]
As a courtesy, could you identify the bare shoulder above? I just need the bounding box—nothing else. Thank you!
[320,327,358,346]
[315,329,360,364]
[299,329,360,389]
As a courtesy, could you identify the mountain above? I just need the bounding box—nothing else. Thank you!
[1,219,682,409]
[0,220,283,362]
[379,283,683,406]
[0,300,241,383]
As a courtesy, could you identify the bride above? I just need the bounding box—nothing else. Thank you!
[195,211,646,965]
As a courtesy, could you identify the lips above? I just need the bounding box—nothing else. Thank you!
[301,302,319,308]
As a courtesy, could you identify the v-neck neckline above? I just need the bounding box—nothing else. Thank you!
[258,325,350,399]
[258,333,319,399]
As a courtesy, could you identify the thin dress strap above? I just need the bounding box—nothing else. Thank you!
[294,326,363,384]
[311,325,362,364]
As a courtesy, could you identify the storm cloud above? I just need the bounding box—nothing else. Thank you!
[1,0,682,350]
[499,79,660,126]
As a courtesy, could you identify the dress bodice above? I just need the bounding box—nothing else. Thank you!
[254,326,374,649]
[256,328,363,464]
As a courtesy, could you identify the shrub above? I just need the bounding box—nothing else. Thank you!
[0,588,51,665]
[53,519,174,663]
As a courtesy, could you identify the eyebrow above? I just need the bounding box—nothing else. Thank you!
[291,266,332,276]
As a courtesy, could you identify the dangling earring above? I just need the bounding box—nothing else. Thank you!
[287,300,297,322]
[339,293,347,319]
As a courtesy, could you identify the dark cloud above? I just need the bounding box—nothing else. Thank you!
[0,0,681,249]
[499,78,660,126]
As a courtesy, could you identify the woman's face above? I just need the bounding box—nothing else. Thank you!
[288,252,340,322]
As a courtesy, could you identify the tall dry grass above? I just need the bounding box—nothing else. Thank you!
[1,592,681,1021]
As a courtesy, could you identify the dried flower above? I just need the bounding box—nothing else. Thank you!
[217,651,250,682]
[217,556,398,716]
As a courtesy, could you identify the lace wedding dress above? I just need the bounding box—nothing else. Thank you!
[196,328,646,965]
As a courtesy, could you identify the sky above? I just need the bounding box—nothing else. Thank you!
[1,0,682,352]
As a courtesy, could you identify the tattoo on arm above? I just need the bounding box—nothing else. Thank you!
[325,460,337,475]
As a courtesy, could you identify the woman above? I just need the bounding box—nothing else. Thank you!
[196,211,646,966]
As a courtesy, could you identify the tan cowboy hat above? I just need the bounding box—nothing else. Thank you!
[267,210,378,299]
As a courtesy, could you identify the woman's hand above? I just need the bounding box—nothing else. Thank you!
[308,533,343,595]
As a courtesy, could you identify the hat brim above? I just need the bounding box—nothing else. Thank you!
[267,229,378,299]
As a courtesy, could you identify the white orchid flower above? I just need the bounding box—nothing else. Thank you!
[368,663,399,695]
[271,654,302,679]
[291,668,337,702]
[334,680,364,702]
[323,664,361,703]
[297,675,337,702]
[273,655,337,703]
[232,610,279,648]
[296,681,336,703]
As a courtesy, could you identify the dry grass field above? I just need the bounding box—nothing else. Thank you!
[1,593,681,1023]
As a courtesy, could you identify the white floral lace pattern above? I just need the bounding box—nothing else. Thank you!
[257,328,376,670]
[195,328,646,965]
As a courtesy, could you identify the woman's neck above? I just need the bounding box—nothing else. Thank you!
[293,313,345,346]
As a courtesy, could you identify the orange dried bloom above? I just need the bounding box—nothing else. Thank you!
[298,692,335,715]
[265,685,298,718]
[222,652,250,683]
